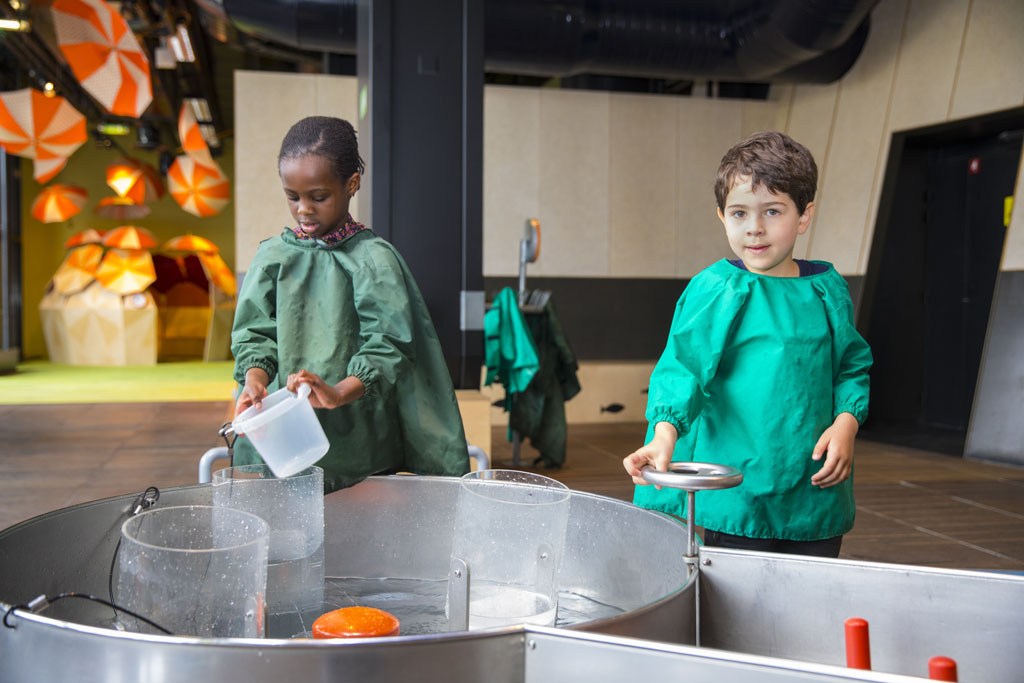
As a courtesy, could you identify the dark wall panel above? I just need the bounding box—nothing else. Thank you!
[484,274,865,361]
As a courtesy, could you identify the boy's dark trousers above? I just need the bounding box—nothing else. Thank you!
[702,529,842,558]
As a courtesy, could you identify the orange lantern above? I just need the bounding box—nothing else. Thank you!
[94,196,151,221]
[53,243,103,295]
[167,155,230,217]
[198,251,236,297]
[64,228,105,249]
[177,101,214,168]
[95,248,156,295]
[50,0,153,118]
[102,225,157,250]
[31,184,88,223]
[105,158,165,203]
[163,234,218,254]
[0,88,87,183]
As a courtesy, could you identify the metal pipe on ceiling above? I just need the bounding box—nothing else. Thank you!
[195,0,878,84]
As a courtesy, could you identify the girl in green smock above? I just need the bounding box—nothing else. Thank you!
[624,131,872,557]
[231,116,469,493]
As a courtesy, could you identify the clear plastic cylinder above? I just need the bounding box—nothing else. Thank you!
[213,464,325,638]
[117,505,269,638]
[449,470,571,630]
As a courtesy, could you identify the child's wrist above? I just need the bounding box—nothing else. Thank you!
[834,412,859,432]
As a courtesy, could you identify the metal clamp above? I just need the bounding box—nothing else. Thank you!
[640,462,743,571]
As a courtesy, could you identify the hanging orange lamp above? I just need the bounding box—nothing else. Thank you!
[31,184,88,223]
[50,0,153,118]
[102,225,158,250]
[0,88,87,183]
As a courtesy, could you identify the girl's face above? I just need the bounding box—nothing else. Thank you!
[280,154,360,238]
[717,176,814,277]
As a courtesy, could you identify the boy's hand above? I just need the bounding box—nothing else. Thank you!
[234,367,270,422]
[287,370,365,410]
[623,422,678,488]
[810,412,859,488]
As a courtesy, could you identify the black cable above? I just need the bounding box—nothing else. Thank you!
[109,486,161,619]
[3,592,173,635]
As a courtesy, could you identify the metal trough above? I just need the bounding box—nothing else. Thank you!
[2,474,1022,681]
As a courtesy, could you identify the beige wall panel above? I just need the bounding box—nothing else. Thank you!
[1002,155,1024,270]
[675,99,743,278]
[784,83,839,260]
[234,71,357,272]
[536,89,611,277]
[740,100,785,138]
[949,0,1024,120]
[807,0,906,275]
[889,0,969,132]
[483,86,541,277]
[608,94,678,278]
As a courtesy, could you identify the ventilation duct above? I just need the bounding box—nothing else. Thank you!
[196,0,878,84]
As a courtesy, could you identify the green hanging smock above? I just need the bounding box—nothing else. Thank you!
[231,229,470,493]
[633,259,872,541]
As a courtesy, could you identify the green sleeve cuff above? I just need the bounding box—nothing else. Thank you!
[648,409,688,438]
[235,358,277,385]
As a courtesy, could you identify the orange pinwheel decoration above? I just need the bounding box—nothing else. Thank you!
[102,225,157,250]
[95,248,156,295]
[163,234,219,253]
[31,184,88,223]
[64,228,105,249]
[178,101,214,168]
[105,158,166,203]
[94,196,151,220]
[198,252,236,297]
[0,88,87,183]
[167,155,230,217]
[53,243,103,295]
[50,0,153,118]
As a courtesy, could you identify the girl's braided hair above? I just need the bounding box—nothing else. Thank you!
[278,116,366,181]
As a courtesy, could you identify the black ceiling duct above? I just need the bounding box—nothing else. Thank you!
[196,0,878,84]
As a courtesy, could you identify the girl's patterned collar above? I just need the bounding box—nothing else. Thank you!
[287,215,366,245]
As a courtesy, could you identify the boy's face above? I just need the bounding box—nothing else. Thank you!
[718,177,814,277]
[280,154,360,238]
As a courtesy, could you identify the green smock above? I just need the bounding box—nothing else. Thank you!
[484,287,539,394]
[507,299,581,468]
[633,259,872,541]
[231,229,470,493]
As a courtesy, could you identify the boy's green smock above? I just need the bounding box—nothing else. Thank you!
[231,229,470,493]
[634,260,872,541]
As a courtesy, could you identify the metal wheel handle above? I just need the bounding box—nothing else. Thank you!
[640,462,743,490]
[640,462,743,568]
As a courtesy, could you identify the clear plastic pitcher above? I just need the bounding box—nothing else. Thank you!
[213,464,325,638]
[116,505,269,638]
[448,470,571,630]
[231,383,329,478]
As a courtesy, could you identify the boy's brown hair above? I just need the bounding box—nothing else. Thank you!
[714,131,818,214]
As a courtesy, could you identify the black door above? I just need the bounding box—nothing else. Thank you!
[861,110,1023,455]
[922,139,1019,431]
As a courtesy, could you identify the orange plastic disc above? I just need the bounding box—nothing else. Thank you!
[311,607,401,639]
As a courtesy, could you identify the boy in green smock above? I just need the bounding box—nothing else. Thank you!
[623,131,872,557]
[231,116,470,493]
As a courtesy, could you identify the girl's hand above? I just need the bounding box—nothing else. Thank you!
[623,422,678,488]
[234,367,270,422]
[810,412,859,488]
[287,370,365,410]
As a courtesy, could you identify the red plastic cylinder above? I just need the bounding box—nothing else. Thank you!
[928,656,958,681]
[844,617,871,670]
